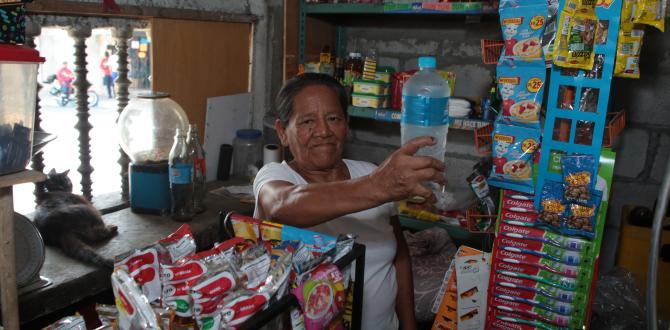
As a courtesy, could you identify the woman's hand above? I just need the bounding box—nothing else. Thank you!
[369,136,446,204]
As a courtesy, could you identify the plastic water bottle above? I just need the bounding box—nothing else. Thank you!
[401,56,451,161]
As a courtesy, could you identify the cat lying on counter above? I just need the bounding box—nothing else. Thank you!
[34,169,118,268]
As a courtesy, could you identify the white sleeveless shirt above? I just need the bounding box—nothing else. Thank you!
[253,159,399,330]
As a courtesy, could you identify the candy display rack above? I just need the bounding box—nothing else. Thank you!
[534,0,623,209]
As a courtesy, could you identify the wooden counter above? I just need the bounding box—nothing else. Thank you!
[17,189,254,325]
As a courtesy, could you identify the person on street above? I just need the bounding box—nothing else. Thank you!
[100,51,114,98]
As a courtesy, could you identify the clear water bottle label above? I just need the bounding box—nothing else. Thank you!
[170,163,193,184]
[401,95,449,126]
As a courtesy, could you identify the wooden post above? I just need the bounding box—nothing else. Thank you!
[113,25,133,201]
[25,21,46,202]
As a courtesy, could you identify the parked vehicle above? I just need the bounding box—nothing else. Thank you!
[43,74,99,108]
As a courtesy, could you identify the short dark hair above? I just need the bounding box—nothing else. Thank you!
[275,73,348,125]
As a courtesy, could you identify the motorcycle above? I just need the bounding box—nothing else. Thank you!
[43,74,99,108]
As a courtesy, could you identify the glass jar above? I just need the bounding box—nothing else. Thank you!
[232,129,263,180]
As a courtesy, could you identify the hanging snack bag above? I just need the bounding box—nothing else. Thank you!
[115,248,162,303]
[292,264,346,330]
[615,0,646,78]
[112,269,161,330]
[543,0,561,64]
[538,181,566,230]
[632,0,667,32]
[489,121,541,194]
[497,61,545,126]
[499,0,549,62]
[561,155,595,204]
[553,0,598,70]
[563,191,602,239]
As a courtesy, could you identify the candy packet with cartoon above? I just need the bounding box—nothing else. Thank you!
[538,181,566,230]
[561,155,595,204]
[489,121,541,194]
[632,0,667,32]
[499,0,549,62]
[563,190,602,239]
[553,0,598,70]
[497,61,545,126]
[292,264,346,330]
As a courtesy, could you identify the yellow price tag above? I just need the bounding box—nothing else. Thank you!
[527,77,543,93]
[530,15,546,30]
[521,138,538,153]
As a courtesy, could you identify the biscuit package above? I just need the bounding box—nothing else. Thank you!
[553,0,598,70]
[561,155,596,204]
[497,62,546,126]
[489,121,541,193]
[499,0,549,62]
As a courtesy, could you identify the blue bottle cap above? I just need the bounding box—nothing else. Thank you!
[418,56,436,69]
[236,129,262,139]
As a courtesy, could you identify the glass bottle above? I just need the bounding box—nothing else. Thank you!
[168,128,194,222]
[187,124,206,214]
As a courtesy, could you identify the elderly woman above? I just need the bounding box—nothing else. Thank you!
[253,73,445,329]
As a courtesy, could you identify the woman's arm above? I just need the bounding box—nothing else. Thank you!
[256,136,445,228]
[392,215,417,330]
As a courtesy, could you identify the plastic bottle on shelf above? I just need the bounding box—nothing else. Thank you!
[401,56,451,161]
[168,128,194,222]
[187,124,206,214]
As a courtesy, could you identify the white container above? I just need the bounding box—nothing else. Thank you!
[400,56,451,161]
[0,45,44,175]
[232,129,263,179]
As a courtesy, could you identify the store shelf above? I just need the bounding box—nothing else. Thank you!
[304,2,498,15]
[348,106,492,130]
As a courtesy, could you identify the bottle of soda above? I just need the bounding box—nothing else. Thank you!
[169,128,194,222]
[187,124,206,214]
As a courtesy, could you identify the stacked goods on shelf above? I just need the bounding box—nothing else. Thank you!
[112,215,357,330]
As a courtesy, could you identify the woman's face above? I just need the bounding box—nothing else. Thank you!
[276,84,348,171]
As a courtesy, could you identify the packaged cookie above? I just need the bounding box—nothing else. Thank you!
[563,191,602,239]
[489,121,541,194]
[497,61,545,126]
[499,0,549,62]
[561,155,595,204]
[538,181,566,230]
[553,0,598,70]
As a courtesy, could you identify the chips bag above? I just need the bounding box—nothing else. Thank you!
[489,121,541,194]
[632,0,667,31]
[563,191,602,239]
[553,0,598,70]
[538,181,567,230]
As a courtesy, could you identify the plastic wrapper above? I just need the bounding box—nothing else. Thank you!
[563,191,602,239]
[497,62,545,126]
[498,222,592,252]
[115,248,162,303]
[632,0,666,32]
[292,264,346,330]
[44,315,86,330]
[218,289,270,329]
[553,0,598,70]
[591,267,646,330]
[499,0,548,62]
[489,121,541,193]
[538,181,567,230]
[155,224,197,264]
[615,0,646,78]
[561,155,595,204]
[111,269,161,330]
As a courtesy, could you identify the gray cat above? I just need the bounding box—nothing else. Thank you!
[34,169,118,268]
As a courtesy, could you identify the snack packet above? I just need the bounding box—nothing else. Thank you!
[497,62,545,126]
[292,264,346,330]
[538,181,566,230]
[553,0,598,70]
[615,0,646,78]
[155,224,197,264]
[499,0,549,62]
[561,155,595,204]
[115,247,162,303]
[632,0,667,31]
[489,121,541,194]
[543,0,561,64]
[218,289,270,329]
[111,269,161,330]
[563,191,602,239]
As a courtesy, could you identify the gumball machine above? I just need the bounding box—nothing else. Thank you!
[118,92,189,214]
